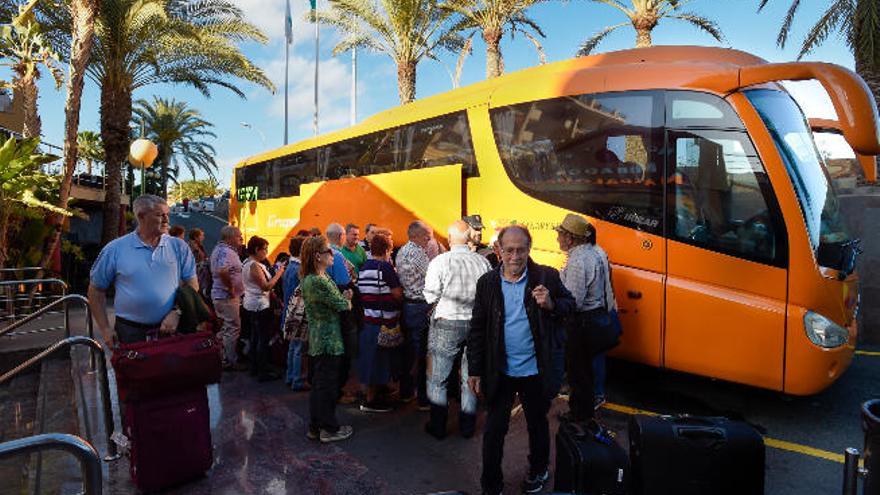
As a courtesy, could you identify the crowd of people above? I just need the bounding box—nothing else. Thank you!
[87,194,621,495]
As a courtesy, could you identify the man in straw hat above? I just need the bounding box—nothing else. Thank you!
[555,213,610,425]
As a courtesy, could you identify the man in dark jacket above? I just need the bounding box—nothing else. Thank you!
[467,225,575,495]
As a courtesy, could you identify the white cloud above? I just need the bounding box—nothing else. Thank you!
[237,0,334,50]
[257,50,354,134]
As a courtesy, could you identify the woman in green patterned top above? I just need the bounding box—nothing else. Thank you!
[300,235,354,443]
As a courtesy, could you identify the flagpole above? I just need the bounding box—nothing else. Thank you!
[313,13,319,136]
[351,48,357,126]
[284,0,292,145]
[284,32,289,145]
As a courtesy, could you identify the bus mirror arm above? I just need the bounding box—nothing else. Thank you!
[699,62,880,156]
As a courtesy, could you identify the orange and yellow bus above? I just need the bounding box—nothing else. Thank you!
[231,45,880,395]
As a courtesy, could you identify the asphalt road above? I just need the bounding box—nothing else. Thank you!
[169,209,880,494]
[170,210,226,254]
[599,349,880,495]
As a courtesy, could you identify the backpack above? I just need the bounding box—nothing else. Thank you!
[283,287,309,342]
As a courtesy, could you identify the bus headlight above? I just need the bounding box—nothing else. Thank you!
[804,311,849,348]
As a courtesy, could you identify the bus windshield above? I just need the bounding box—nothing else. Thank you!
[745,89,850,269]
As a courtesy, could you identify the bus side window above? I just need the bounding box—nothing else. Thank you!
[669,130,783,265]
[490,90,664,234]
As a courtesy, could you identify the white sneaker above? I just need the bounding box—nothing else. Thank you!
[319,425,353,443]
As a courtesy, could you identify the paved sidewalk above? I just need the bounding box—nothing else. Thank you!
[101,368,603,495]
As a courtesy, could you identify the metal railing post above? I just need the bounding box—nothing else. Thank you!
[0,294,92,340]
[0,336,120,461]
[843,447,860,495]
[0,433,102,495]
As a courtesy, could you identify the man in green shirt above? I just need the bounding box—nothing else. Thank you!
[341,223,368,271]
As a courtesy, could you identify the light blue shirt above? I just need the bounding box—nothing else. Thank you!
[329,246,351,288]
[500,268,538,377]
[90,232,196,325]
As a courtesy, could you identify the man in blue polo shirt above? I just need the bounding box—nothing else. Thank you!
[467,225,575,495]
[88,195,197,344]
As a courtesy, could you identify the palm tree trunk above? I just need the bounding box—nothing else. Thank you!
[100,80,133,244]
[40,0,100,273]
[161,155,169,198]
[19,71,41,139]
[484,29,503,79]
[397,60,417,104]
[0,205,11,269]
[855,56,880,181]
[633,13,657,49]
[635,27,653,48]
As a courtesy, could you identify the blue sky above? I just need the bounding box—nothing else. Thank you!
[30,0,854,188]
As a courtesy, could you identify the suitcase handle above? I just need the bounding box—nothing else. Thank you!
[675,426,727,441]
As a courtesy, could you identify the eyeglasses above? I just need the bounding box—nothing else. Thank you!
[501,247,529,256]
[319,249,333,255]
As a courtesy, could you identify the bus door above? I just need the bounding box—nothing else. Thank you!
[483,90,667,366]
[662,92,788,389]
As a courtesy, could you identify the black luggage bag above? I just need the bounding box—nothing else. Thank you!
[629,414,765,495]
[554,419,629,494]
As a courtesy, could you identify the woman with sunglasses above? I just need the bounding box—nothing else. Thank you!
[300,235,354,443]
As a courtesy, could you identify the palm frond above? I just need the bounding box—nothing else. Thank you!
[577,22,627,56]
[798,0,852,59]
[853,0,880,69]
[667,12,726,44]
[776,0,803,48]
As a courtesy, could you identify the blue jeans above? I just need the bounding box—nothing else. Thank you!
[592,354,606,397]
[427,319,476,415]
[592,309,621,398]
[399,302,429,404]
[287,340,306,388]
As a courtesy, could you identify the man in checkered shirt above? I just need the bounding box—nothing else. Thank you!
[395,220,435,408]
[422,220,492,439]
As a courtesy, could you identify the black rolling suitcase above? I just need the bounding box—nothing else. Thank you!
[554,419,629,494]
[629,414,764,495]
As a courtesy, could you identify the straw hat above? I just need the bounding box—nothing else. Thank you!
[554,213,592,238]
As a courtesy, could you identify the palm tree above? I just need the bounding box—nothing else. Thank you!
[577,0,724,56]
[132,97,217,196]
[36,0,104,277]
[76,130,103,175]
[0,0,64,138]
[441,0,547,79]
[0,137,71,268]
[315,0,462,104]
[90,0,274,244]
[758,0,880,112]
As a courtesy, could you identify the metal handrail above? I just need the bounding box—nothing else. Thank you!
[0,267,43,274]
[0,294,93,341]
[0,433,102,495]
[0,278,68,291]
[0,336,119,461]
[0,278,68,324]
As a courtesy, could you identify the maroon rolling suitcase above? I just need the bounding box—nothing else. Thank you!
[124,387,213,492]
[111,331,222,402]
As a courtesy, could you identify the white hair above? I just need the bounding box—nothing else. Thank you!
[447,223,470,245]
[326,223,344,244]
[132,194,167,218]
[220,225,240,242]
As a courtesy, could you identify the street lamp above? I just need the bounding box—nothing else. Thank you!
[240,121,266,147]
[129,138,158,197]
